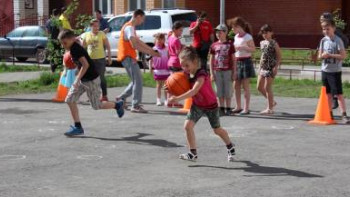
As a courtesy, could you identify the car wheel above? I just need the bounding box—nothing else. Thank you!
[36,48,48,64]
[16,57,28,62]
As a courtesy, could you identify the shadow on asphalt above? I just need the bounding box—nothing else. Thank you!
[71,132,183,148]
[0,98,54,103]
[188,160,324,178]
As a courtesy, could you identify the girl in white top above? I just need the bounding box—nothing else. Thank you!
[230,17,256,115]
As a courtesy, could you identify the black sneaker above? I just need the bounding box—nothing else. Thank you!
[179,152,198,162]
[342,116,350,124]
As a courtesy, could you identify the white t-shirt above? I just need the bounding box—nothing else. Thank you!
[124,26,136,40]
[234,33,253,58]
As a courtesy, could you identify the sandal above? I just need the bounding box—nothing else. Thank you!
[179,152,197,162]
[231,108,243,114]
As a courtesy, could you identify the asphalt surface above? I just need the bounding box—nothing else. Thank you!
[0,87,350,197]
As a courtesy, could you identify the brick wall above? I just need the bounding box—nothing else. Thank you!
[185,0,219,25]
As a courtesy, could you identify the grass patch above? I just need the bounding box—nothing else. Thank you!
[0,63,49,73]
[250,77,350,98]
[0,72,349,99]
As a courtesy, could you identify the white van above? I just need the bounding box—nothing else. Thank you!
[107,8,197,65]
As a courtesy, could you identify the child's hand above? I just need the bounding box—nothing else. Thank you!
[321,52,330,59]
[273,67,278,77]
[107,57,112,66]
[73,80,81,89]
[235,46,248,51]
[210,74,216,82]
[168,96,178,103]
[163,84,169,92]
[232,72,238,81]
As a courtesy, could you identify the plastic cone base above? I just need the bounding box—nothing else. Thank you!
[308,86,337,125]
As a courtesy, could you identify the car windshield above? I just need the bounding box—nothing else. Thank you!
[171,13,197,27]
[23,27,40,37]
[109,15,162,31]
[7,28,26,37]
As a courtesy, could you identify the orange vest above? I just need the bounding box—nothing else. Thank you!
[117,21,137,61]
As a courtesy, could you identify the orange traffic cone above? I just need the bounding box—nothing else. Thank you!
[52,84,69,102]
[178,98,192,114]
[52,72,70,103]
[308,86,336,125]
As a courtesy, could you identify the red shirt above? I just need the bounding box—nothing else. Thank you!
[190,20,214,48]
[188,69,218,109]
[210,41,235,71]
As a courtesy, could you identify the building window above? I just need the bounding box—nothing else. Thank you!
[129,0,146,11]
[94,0,114,16]
[163,0,176,8]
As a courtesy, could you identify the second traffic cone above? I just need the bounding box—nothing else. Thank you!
[52,84,69,102]
[308,86,336,125]
[178,98,193,114]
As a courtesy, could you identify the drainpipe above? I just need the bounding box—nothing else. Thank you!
[220,0,225,25]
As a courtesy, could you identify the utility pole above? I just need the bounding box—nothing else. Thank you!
[220,0,225,25]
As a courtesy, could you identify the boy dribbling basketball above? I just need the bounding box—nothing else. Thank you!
[58,29,125,136]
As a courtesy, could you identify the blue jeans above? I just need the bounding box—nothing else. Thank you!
[119,57,143,108]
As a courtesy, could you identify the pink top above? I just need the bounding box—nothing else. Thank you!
[189,69,218,109]
[167,35,182,68]
[152,45,170,76]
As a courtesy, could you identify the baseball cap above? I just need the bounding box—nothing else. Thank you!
[215,24,228,32]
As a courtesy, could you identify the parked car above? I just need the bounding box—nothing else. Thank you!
[0,26,48,63]
[107,8,197,65]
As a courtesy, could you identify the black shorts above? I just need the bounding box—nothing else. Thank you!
[321,71,343,95]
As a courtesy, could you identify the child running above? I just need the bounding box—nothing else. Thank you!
[58,29,125,136]
[257,24,281,114]
[209,24,236,116]
[230,17,256,115]
[168,46,236,162]
[318,20,350,124]
[167,21,184,108]
[149,33,170,106]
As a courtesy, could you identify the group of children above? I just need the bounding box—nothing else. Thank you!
[57,9,349,163]
[149,17,281,117]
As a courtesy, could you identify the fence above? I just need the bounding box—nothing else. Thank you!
[0,14,48,36]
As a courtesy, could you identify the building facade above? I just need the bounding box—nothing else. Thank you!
[1,0,350,48]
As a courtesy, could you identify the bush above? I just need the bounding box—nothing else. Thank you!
[38,72,60,86]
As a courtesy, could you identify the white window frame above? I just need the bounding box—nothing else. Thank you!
[162,0,176,8]
[128,0,146,11]
[93,0,113,16]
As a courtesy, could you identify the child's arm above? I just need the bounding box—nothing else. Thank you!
[103,36,112,65]
[169,77,205,103]
[148,59,153,74]
[73,57,90,87]
[209,54,215,81]
[237,40,256,53]
[327,49,346,60]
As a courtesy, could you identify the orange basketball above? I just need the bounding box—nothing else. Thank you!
[63,51,76,69]
[166,72,191,96]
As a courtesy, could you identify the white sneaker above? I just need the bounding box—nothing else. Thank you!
[164,100,168,107]
[227,147,235,162]
[156,99,162,106]
[179,152,197,162]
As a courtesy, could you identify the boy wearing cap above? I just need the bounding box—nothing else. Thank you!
[209,24,236,115]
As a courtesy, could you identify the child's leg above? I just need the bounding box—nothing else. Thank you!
[337,94,347,114]
[264,77,275,110]
[184,120,197,150]
[213,127,232,145]
[219,97,225,108]
[257,75,267,98]
[242,78,251,111]
[156,81,162,100]
[327,93,333,113]
[234,80,242,110]
[225,98,232,109]
[67,102,81,123]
